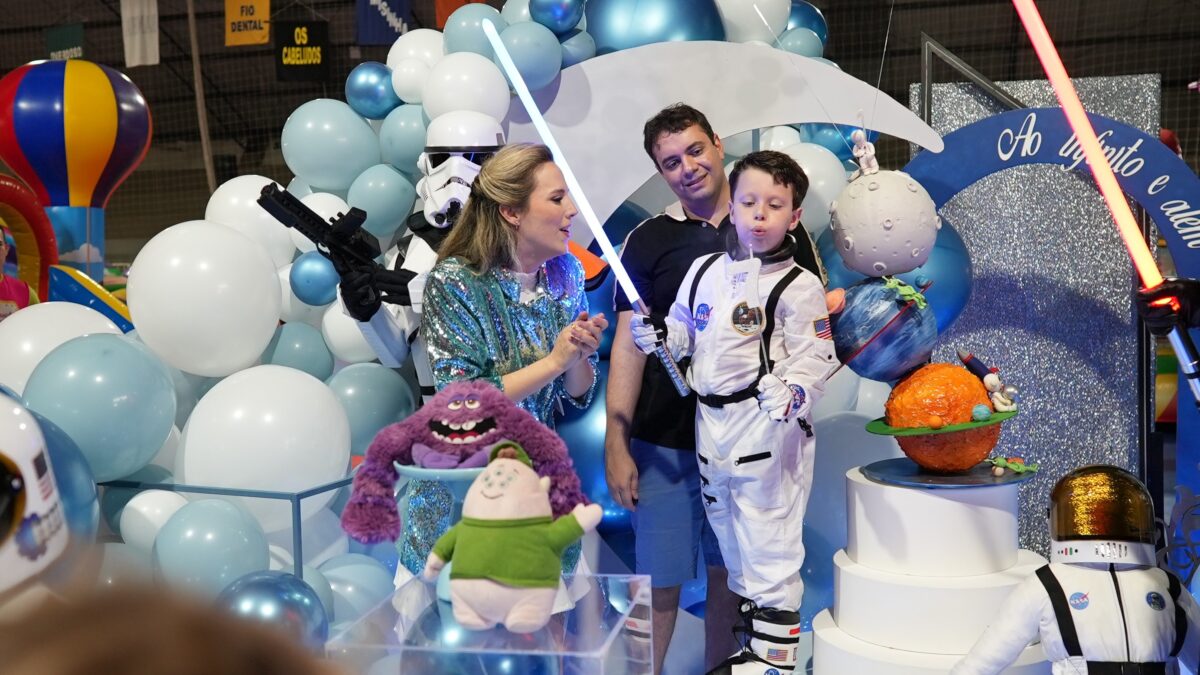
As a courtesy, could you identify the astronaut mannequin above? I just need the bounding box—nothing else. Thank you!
[953,465,1200,675]
[341,110,505,403]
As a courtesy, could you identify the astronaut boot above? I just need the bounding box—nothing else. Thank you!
[707,603,801,675]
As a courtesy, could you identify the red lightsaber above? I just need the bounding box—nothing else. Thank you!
[1012,0,1200,407]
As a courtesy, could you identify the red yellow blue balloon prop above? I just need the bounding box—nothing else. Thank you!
[0,60,152,281]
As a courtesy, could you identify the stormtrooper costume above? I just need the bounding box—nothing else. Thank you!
[349,110,505,403]
[953,466,1200,675]
[634,231,838,673]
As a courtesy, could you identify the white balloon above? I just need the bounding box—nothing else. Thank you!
[855,377,894,420]
[500,0,530,23]
[127,221,281,377]
[278,265,329,326]
[714,0,790,43]
[0,302,120,394]
[266,508,349,568]
[321,294,379,364]
[178,365,350,531]
[205,175,296,269]
[293,193,352,254]
[120,490,189,553]
[149,425,182,472]
[422,52,511,122]
[760,125,802,151]
[391,57,431,104]
[781,142,849,237]
[812,366,860,421]
[387,28,445,70]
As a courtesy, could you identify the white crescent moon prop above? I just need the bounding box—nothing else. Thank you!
[503,40,944,247]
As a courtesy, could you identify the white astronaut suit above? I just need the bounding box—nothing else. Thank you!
[954,466,1200,675]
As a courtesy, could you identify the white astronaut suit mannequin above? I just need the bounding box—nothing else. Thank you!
[344,110,505,402]
[954,465,1200,675]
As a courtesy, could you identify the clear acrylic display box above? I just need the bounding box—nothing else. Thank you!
[326,573,653,674]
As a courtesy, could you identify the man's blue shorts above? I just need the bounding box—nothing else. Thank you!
[630,438,724,588]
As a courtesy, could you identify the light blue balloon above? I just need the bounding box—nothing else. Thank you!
[501,0,531,22]
[496,21,563,91]
[586,0,724,55]
[286,177,313,199]
[443,4,509,58]
[318,553,395,623]
[379,104,429,176]
[99,464,173,535]
[289,250,340,306]
[281,99,381,193]
[153,499,269,598]
[124,330,197,428]
[788,0,828,43]
[326,363,417,457]
[217,570,329,650]
[30,409,98,541]
[778,27,823,57]
[348,164,417,242]
[24,334,176,482]
[559,28,596,67]
[300,564,336,621]
[530,0,585,36]
[261,323,335,381]
[348,538,401,575]
[345,61,402,121]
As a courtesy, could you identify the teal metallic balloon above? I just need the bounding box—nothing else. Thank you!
[444,4,509,58]
[318,553,395,623]
[787,0,828,44]
[24,333,175,482]
[530,0,585,36]
[778,27,823,57]
[153,499,269,598]
[495,21,563,91]
[99,464,173,535]
[348,164,416,242]
[260,323,334,381]
[281,99,380,193]
[327,363,417,457]
[379,104,429,176]
[345,62,402,121]
[586,0,724,55]
[217,571,329,650]
[289,250,340,306]
[559,29,596,67]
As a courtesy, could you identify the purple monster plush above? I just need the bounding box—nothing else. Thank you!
[341,380,587,544]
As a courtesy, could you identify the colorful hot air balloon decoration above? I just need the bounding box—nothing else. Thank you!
[0,60,152,281]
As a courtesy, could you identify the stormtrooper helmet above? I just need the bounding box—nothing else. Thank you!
[0,393,67,596]
[1049,464,1156,566]
[417,110,505,229]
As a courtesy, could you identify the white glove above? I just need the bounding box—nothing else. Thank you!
[631,313,690,360]
[757,374,808,422]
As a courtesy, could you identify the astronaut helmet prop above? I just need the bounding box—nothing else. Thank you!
[416,110,505,229]
[0,392,68,595]
[1049,464,1156,566]
[830,169,941,277]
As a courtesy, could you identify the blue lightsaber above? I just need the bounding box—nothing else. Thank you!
[481,19,691,396]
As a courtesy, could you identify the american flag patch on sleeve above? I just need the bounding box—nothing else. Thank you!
[813,316,832,339]
[766,647,791,661]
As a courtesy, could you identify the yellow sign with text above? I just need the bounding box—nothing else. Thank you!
[225,0,270,46]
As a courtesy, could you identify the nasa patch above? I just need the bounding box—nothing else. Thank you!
[695,303,712,331]
[1147,592,1166,611]
[1068,592,1089,610]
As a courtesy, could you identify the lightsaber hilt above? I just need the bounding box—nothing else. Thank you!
[635,299,691,397]
[1168,326,1200,409]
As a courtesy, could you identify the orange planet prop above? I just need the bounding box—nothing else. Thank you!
[885,363,1002,472]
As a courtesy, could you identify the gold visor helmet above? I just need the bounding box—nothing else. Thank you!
[1049,464,1156,565]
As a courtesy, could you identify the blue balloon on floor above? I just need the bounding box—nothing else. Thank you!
[290,251,340,307]
[787,0,828,43]
[818,220,973,335]
[586,0,724,55]
[530,0,585,35]
[831,277,938,383]
[153,499,269,598]
[218,570,329,650]
[555,361,631,534]
[327,363,417,457]
[345,62,402,120]
[29,409,97,541]
[261,323,335,381]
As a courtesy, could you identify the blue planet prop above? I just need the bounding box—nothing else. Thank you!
[558,28,596,68]
[530,0,586,35]
[787,0,829,43]
[778,27,823,57]
[818,220,973,335]
[153,499,269,598]
[496,21,563,92]
[261,322,335,381]
[831,277,938,383]
[217,570,329,650]
[444,4,509,58]
[290,250,340,307]
[588,200,651,258]
[586,0,725,55]
[326,363,417,457]
[345,62,402,120]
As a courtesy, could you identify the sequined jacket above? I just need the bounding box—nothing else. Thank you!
[420,254,598,428]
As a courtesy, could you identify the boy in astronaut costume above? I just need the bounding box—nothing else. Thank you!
[340,110,504,403]
[953,465,1200,675]
[631,151,838,674]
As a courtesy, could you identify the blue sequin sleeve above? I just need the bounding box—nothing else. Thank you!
[421,260,504,391]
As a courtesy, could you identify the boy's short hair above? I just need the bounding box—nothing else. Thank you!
[642,103,718,167]
[729,150,810,209]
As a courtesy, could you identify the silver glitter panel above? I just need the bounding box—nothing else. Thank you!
[908,75,1160,556]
